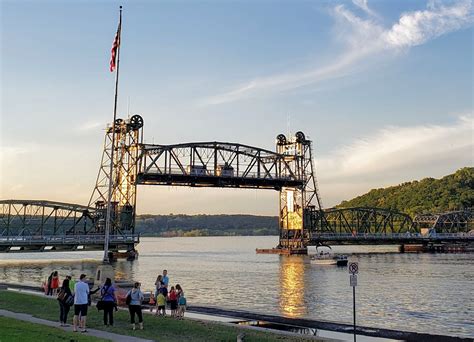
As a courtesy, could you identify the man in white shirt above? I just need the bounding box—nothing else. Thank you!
[73,274,90,332]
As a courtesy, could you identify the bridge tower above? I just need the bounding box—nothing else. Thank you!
[276,132,323,250]
[88,115,144,235]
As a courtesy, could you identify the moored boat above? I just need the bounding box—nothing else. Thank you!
[308,246,348,266]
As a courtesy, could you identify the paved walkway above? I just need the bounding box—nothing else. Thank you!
[0,309,154,342]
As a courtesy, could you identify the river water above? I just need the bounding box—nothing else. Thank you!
[0,236,472,338]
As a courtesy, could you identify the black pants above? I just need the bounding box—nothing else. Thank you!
[59,301,70,324]
[128,305,143,324]
[103,301,115,325]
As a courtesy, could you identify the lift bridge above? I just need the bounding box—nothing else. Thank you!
[1,115,472,253]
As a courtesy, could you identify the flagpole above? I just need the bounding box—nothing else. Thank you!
[103,5,122,263]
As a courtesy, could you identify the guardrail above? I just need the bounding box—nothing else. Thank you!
[311,233,473,240]
[0,234,139,245]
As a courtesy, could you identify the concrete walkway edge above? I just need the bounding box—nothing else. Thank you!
[0,309,154,342]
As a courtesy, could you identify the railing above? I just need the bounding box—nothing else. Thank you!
[142,167,302,180]
[311,232,474,240]
[0,234,139,245]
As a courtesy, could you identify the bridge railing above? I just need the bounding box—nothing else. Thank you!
[0,234,139,245]
[310,232,473,240]
[142,167,300,180]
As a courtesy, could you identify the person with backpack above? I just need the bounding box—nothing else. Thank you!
[57,277,73,326]
[126,282,144,330]
[98,278,117,326]
[176,284,186,319]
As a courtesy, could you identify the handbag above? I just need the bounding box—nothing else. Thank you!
[65,294,74,306]
[96,300,105,311]
[57,289,67,301]
[125,293,131,305]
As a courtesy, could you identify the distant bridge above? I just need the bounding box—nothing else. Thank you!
[304,207,473,251]
[1,115,472,253]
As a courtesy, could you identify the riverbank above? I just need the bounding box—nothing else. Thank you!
[2,283,471,342]
[0,289,331,342]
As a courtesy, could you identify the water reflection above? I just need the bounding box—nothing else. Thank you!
[0,259,102,285]
[278,255,307,318]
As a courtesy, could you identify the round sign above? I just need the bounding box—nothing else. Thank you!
[348,262,358,274]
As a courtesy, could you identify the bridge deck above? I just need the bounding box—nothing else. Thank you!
[137,173,303,189]
[310,233,474,245]
[0,235,139,252]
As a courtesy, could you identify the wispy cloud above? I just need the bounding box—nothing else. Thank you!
[352,0,379,18]
[316,114,474,205]
[78,121,104,132]
[202,0,473,105]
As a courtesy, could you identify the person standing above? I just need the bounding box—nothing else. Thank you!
[176,284,186,319]
[50,271,60,296]
[68,275,75,294]
[73,274,90,333]
[100,278,117,326]
[155,290,166,316]
[127,282,144,330]
[46,272,54,296]
[168,286,178,318]
[57,278,72,326]
[162,270,169,288]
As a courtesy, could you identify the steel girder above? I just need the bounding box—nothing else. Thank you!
[309,207,415,235]
[0,200,98,237]
[137,142,305,189]
[414,209,473,233]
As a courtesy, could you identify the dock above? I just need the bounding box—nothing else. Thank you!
[256,248,307,255]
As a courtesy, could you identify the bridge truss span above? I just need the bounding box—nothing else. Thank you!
[137,141,305,189]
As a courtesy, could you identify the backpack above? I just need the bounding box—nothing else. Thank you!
[178,296,186,306]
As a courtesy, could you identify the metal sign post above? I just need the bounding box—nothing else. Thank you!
[348,262,358,342]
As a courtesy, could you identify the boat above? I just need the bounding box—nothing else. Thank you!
[334,254,348,267]
[308,246,348,266]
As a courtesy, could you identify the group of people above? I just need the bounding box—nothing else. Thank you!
[152,269,186,319]
[51,269,187,333]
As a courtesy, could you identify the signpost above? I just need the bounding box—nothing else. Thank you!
[348,262,358,342]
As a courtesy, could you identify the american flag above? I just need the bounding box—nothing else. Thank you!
[110,23,121,72]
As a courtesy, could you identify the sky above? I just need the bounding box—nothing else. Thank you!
[1,0,473,215]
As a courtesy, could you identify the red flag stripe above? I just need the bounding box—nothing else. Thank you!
[110,26,120,72]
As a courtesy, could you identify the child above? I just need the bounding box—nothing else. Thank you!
[176,284,186,319]
[155,290,166,316]
[168,286,178,318]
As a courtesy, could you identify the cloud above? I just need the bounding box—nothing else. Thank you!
[352,0,379,18]
[384,0,473,47]
[78,121,104,132]
[316,115,473,205]
[202,1,473,105]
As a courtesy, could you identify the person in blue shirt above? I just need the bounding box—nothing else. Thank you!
[162,269,169,288]
[100,278,117,326]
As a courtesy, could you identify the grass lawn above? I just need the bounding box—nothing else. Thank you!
[0,290,322,342]
[0,316,109,342]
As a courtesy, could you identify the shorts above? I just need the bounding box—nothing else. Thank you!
[178,304,186,312]
[158,305,165,311]
[170,300,178,310]
[74,304,88,316]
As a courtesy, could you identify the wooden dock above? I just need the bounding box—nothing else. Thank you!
[256,248,307,255]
